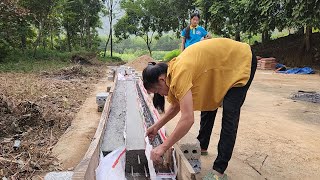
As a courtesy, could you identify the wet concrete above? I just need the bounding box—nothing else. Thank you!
[101,81,126,155]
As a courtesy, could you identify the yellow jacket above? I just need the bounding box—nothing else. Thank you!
[166,38,252,111]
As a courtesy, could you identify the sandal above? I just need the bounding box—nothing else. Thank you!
[203,171,228,180]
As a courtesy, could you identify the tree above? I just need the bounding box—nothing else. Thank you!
[61,0,103,51]
[0,0,31,60]
[152,35,180,51]
[102,0,121,57]
[114,0,177,55]
[20,0,57,56]
[284,0,320,51]
[206,0,245,41]
[196,0,213,30]
[243,0,286,42]
[169,0,196,37]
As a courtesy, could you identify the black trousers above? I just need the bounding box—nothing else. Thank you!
[197,54,257,174]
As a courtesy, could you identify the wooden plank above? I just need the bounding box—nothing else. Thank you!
[72,86,113,180]
[109,70,118,93]
[174,144,196,180]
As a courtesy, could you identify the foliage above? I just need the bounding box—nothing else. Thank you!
[164,49,181,61]
[0,0,104,60]
[152,51,168,60]
[0,49,75,72]
[114,0,194,55]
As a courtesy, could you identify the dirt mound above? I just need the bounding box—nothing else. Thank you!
[70,53,106,66]
[42,65,93,80]
[71,54,93,65]
[126,55,156,71]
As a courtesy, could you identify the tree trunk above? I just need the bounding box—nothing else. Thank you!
[110,2,113,57]
[66,21,72,52]
[305,26,312,52]
[262,30,270,43]
[204,7,209,30]
[146,36,152,56]
[235,31,240,41]
[86,16,91,50]
[297,27,304,35]
[33,21,43,57]
[110,29,113,57]
[50,28,54,50]
[43,35,47,50]
[58,34,62,51]
[103,32,111,57]
[21,34,26,51]
[80,28,84,47]
[86,24,90,49]
[147,43,152,56]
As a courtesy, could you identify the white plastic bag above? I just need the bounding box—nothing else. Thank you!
[145,137,177,180]
[96,147,126,180]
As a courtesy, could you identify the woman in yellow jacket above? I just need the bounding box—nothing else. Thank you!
[143,38,257,180]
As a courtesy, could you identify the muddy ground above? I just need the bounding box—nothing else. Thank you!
[166,70,320,179]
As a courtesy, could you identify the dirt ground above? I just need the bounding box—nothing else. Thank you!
[52,72,113,170]
[0,63,106,178]
[165,70,320,180]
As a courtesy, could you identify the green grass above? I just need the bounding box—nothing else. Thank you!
[0,49,94,73]
[99,51,137,62]
[152,51,169,61]
[100,50,176,62]
[0,60,71,73]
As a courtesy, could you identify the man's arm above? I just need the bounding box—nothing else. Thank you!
[161,90,194,150]
[155,102,180,130]
[180,37,186,52]
[146,102,180,140]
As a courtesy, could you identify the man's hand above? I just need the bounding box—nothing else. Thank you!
[146,124,159,141]
[150,145,166,164]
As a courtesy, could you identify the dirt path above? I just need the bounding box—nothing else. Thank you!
[52,70,113,170]
[165,70,320,179]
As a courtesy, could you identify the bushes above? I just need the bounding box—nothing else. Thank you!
[163,49,181,61]
[152,51,167,60]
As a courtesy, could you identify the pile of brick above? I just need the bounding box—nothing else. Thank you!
[257,56,277,70]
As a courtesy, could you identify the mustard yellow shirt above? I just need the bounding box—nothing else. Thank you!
[166,38,252,111]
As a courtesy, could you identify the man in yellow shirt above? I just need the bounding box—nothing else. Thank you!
[143,38,257,179]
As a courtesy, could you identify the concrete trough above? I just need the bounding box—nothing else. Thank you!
[125,80,148,174]
[101,81,126,156]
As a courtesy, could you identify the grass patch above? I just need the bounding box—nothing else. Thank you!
[99,51,137,62]
[0,59,71,73]
[0,49,97,73]
[152,51,169,61]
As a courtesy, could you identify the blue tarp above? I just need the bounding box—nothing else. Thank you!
[278,67,315,74]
